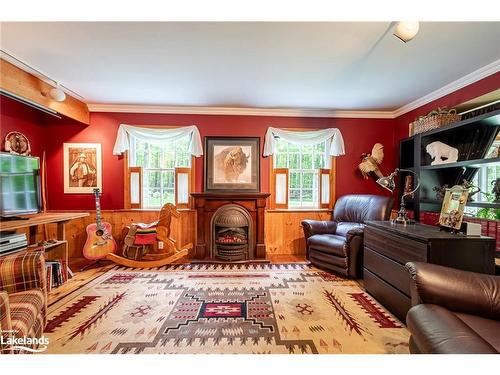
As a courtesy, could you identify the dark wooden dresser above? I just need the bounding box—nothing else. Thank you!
[363,220,495,322]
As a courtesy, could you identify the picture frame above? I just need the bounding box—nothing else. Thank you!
[63,143,102,194]
[204,137,260,192]
[438,184,469,231]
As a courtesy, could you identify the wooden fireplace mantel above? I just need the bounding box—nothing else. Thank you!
[191,192,270,260]
[191,192,270,200]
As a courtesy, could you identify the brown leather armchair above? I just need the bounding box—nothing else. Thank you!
[406,262,500,354]
[301,194,393,278]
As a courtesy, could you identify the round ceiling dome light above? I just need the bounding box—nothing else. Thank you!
[48,86,66,102]
[393,21,420,43]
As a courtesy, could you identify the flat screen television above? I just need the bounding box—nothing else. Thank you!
[0,152,42,218]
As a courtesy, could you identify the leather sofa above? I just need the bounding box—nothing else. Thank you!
[301,194,393,278]
[406,262,500,354]
[0,251,47,354]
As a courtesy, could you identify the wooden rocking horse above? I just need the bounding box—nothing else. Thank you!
[106,203,192,267]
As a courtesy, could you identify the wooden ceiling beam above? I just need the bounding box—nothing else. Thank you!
[0,58,89,125]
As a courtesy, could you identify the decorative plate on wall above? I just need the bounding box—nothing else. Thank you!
[4,131,31,156]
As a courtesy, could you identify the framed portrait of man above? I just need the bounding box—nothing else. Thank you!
[63,143,102,193]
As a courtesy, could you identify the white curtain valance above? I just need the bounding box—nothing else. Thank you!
[112,124,203,157]
[263,127,346,157]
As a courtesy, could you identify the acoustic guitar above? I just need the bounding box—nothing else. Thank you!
[83,188,117,260]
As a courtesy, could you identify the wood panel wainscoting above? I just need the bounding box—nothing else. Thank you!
[23,210,196,266]
[17,208,328,265]
[265,209,332,257]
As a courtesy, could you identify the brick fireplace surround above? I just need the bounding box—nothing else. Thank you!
[191,193,270,261]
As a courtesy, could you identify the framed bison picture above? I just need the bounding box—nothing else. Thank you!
[204,137,260,192]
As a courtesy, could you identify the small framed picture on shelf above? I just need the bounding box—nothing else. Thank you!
[204,137,260,192]
[63,143,102,194]
[438,185,469,231]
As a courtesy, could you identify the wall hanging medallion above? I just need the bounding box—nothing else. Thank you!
[4,131,31,155]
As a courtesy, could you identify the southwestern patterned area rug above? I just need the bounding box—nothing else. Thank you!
[44,264,409,354]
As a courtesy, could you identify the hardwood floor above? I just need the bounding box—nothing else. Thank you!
[48,263,114,305]
[50,254,308,306]
[266,254,307,263]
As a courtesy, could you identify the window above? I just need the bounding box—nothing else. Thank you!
[465,162,500,218]
[271,137,334,209]
[129,135,191,208]
[477,165,500,192]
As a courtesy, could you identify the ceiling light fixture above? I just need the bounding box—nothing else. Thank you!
[393,21,420,43]
[47,85,66,102]
[1,50,82,102]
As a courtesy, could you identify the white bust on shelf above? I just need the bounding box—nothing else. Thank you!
[426,141,459,165]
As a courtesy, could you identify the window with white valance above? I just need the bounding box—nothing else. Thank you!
[113,124,203,209]
[264,127,345,209]
[263,127,345,158]
[113,124,203,157]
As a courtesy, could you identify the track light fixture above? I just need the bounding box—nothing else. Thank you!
[42,85,66,102]
[2,50,77,103]
[393,22,420,43]
[48,86,66,102]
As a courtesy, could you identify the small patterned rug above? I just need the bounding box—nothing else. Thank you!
[44,264,409,354]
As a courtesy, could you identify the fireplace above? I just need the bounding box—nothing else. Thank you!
[191,192,270,261]
[211,204,253,261]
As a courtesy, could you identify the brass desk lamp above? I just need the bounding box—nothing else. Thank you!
[376,168,420,225]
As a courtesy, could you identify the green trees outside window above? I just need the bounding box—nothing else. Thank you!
[130,136,191,208]
[274,139,327,208]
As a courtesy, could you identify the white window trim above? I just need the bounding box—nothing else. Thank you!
[270,135,336,210]
[128,135,193,209]
[273,139,327,208]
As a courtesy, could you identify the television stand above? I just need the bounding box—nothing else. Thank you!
[0,216,31,221]
[0,212,90,282]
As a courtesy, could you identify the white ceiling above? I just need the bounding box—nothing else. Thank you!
[1,22,499,111]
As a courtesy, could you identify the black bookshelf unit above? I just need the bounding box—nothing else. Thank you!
[399,109,500,221]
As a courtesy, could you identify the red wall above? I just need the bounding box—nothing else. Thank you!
[3,72,497,211]
[42,112,396,210]
[0,96,46,157]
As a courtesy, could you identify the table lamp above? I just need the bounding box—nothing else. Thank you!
[376,168,420,225]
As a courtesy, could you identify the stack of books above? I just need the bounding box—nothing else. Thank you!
[45,259,69,291]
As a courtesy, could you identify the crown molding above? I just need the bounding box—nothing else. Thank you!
[86,60,500,120]
[392,59,500,118]
[87,103,395,119]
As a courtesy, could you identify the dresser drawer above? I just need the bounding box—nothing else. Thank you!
[364,247,411,296]
[365,226,428,264]
[364,268,411,323]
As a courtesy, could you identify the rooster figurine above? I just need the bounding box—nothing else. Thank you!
[358,143,384,179]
